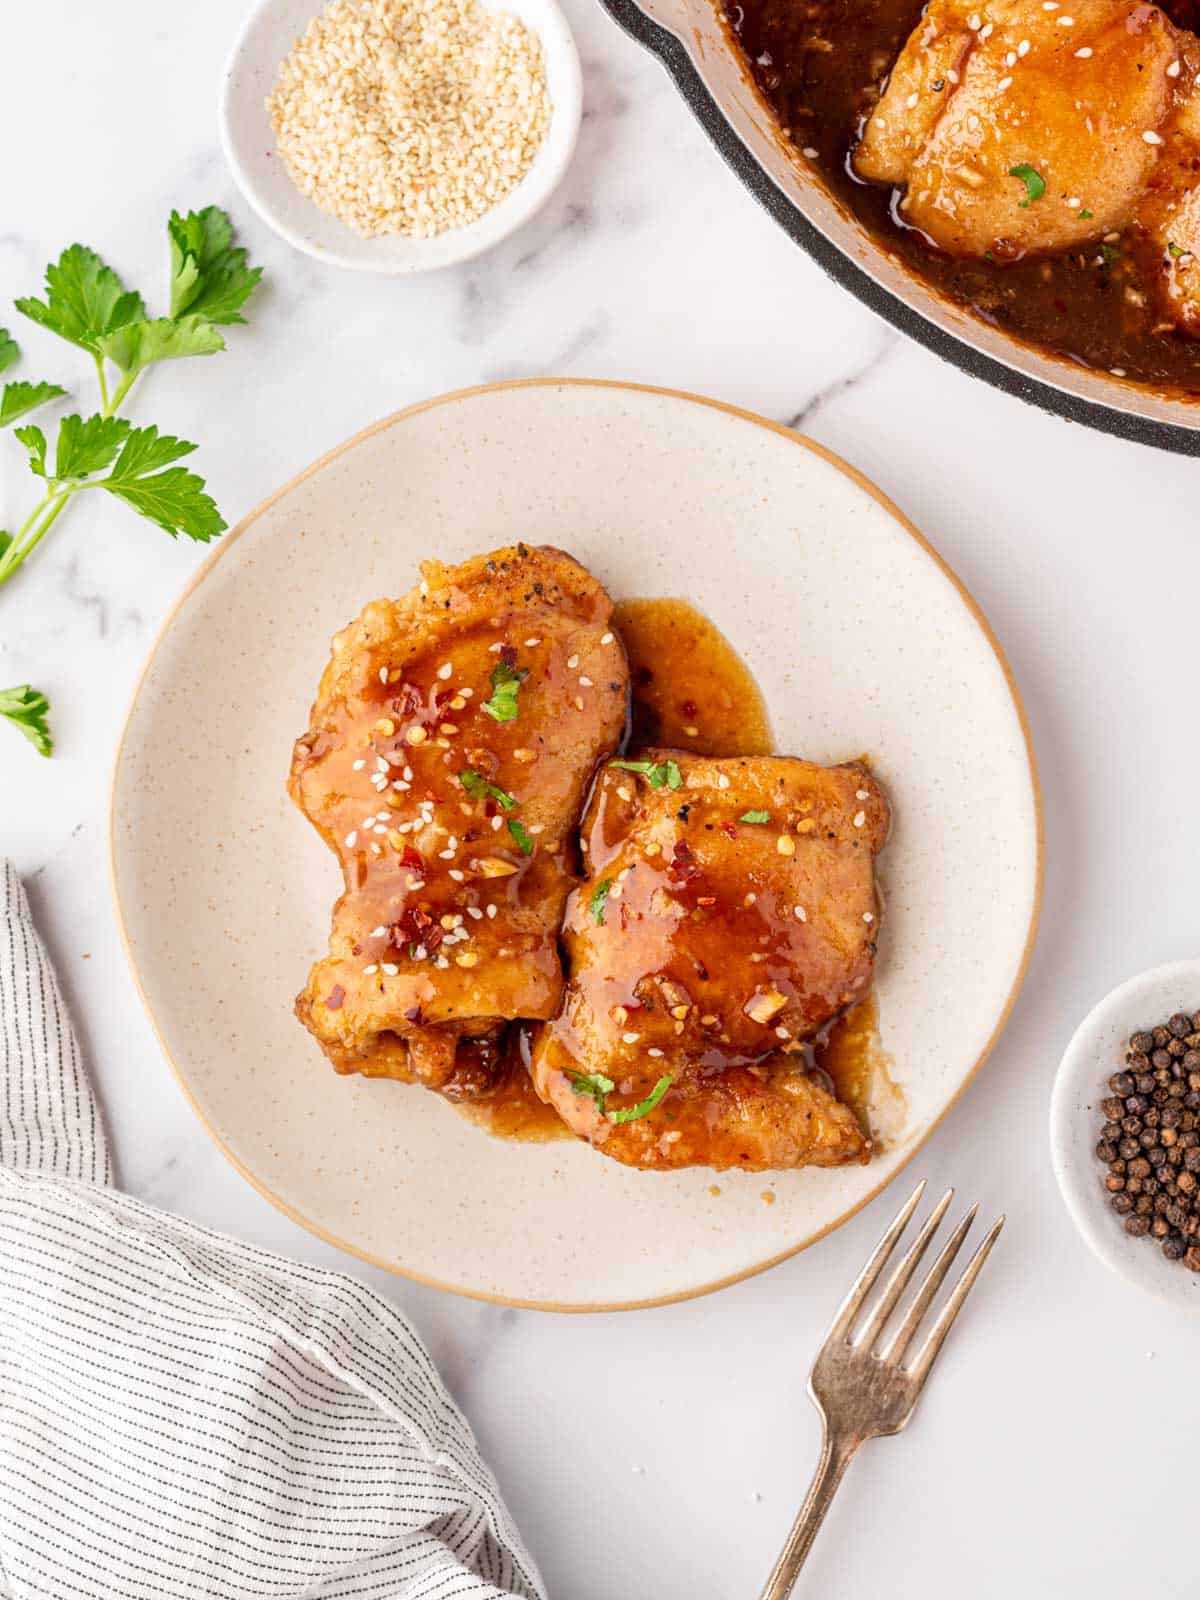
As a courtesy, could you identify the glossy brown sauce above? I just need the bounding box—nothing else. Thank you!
[455,597,897,1152]
[725,0,1200,394]
[815,991,907,1149]
[615,598,774,757]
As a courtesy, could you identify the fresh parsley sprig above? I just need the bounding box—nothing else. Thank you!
[0,207,262,591]
[0,684,52,756]
[564,1067,673,1123]
[481,659,528,723]
[608,757,683,790]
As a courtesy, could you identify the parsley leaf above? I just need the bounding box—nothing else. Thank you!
[14,425,48,476]
[506,818,534,856]
[0,381,66,429]
[53,414,131,479]
[168,207,264,325]
[481,659,529,722]
[1008,163,1045,208]
[1100,242,1119,268]
[609,757,683,790]
[739,810,770,824]
[16,244,144,355]
[0,330,18,375]
[607,1074,673,1124]
[565,1070,615,1112]
[1079,209,1093,220]
[98,425,225,542]
[97,314,225,379]
[589,879,613,924]
[459,768,516,809]
[1168,241,1184,259]
[0,684,52,757]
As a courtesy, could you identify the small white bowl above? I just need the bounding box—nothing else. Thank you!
[1050,959,1200,1310]
[219,0,582,273]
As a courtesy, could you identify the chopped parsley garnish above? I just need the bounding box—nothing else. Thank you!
[1100,242,1119,268]
[481,659,528,722]
[739,810,770,824]
[607,1074,673,1124]
[589,879,613,924]
[0,684,52,756]
[565,1070,615,1111]
[1079,209,1093,220]
[608,757,683,790]
[507,818,533,856]
[459,768,516,809]
[564,1068,673,1123]
[1169,241,1184,259]
[1008,163,1045,208]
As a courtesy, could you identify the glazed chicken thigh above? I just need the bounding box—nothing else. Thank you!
[530,751,890,1171]
[855,0,1200,329]
[290,544,629,1095]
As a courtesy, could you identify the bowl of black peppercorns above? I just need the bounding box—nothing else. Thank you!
[1051,960,1200,1309]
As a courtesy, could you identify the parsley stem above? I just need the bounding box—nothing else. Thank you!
[92,353,110,414]
[107,368,139,416]
[0,487,74,583]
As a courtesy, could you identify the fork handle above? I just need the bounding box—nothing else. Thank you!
[756,1427,859,1599]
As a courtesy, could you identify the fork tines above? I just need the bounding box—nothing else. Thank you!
[832,1180,1004,1379]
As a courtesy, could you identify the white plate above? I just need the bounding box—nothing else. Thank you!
[219,0,582,273]
[1050,960,1200,1311]
[111,380,1041,1310]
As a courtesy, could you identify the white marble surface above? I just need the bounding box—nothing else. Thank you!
[3,2,1200,1595]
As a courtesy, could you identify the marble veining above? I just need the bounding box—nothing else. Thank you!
[4,0,1200,1595]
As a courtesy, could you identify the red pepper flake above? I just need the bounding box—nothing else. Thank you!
[390,683,422,718]
[401,845,424,871]
[499,643,518,668]
[680,699,699,718]
[719,821,738,839]
[325,985,345,1010]
[667,840,702,887]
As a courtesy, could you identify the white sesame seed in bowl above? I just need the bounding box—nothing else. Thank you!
[219,0,582,273]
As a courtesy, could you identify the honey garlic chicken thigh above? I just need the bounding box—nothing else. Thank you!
[531,752,889,1171]
[855,0,1187,260]
[290,544,629,1094]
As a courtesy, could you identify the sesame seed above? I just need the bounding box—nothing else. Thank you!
[906,91,919,107]
[717,775,731,790]
[1143,129,1164,145]
[998,75,1012,89]
[1057,14,1074,22]
[1168,58,1181,76]
[406,726,427,744]
[622,1032,641,1044]
[379,667,389,684]
[864,912,875,923]
[574,697,585,711]
[777,835,795,856]
[648,1047,665,1058]
[486,903,497,918]
[382,962,399,975]
[364,963,378,975]
[684,724,699,737]
[449,868,465,881]
[744,892,757,907]
[853,810,866,828]
[601,632,614,645]
[266,0,552,241]
[794,905,807,922]
[567,654,579,669]
[578,676,593,688]
[437,663,453,679]
[344,831,358,847]
[1018,38,1030,53]
[525,637,542,647]
[802,145,819,158]
[352,758,366,771]
[855,789,869,799]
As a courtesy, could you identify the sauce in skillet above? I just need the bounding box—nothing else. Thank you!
[459,598,899,1151]
[725,0,1200,394]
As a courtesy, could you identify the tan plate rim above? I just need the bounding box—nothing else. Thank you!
[108,377,1045,1314]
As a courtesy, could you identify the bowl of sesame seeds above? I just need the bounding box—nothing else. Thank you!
[220,0,581,271]
[1051,958,1200,1311]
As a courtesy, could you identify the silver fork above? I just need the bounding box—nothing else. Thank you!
[757,1181,1004,1598]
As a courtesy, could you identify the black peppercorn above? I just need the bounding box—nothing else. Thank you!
[1096,1139,1118,1163]
[1164,1237,1186,1261]
[1113,1193,1134,1215]
[1126,1215,1151,1237]
[1110,1071,1135,1096]
[1130,1031,1155,1055]
[1170,1013,1192,1039]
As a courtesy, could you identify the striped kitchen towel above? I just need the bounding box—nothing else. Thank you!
[0,860,544,1600]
